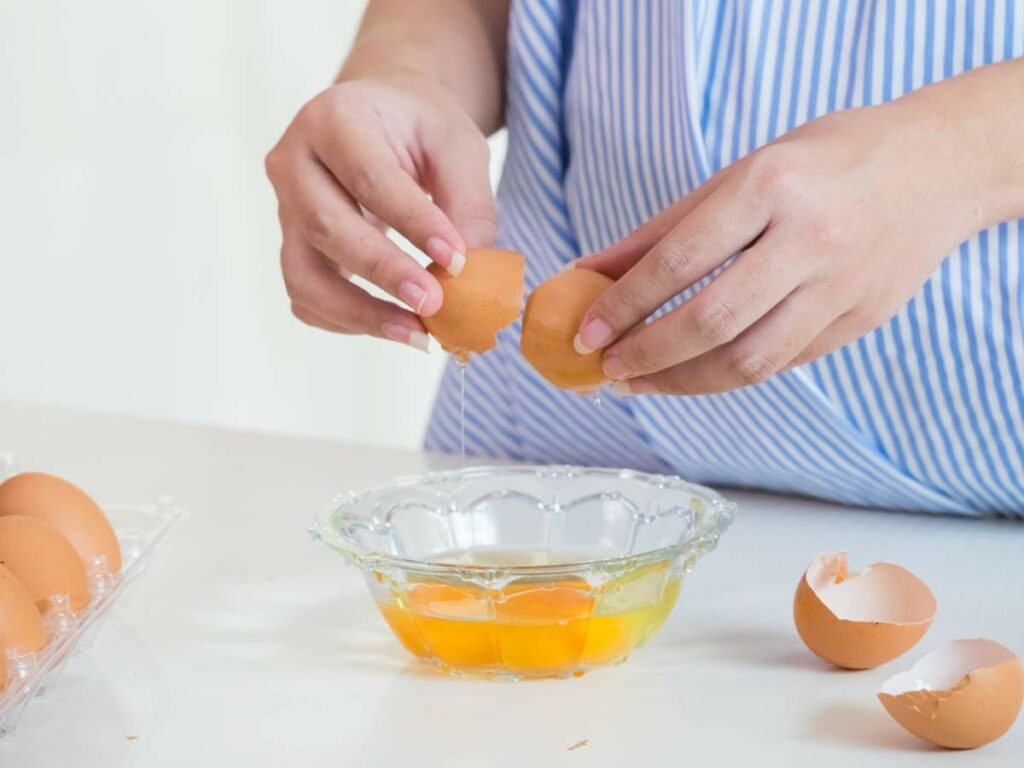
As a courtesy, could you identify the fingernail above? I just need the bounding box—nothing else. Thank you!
[426,236,465,276]
[573,318,614,355]
[407,330,430,353]
[382,323,430,353]
[602,353,628,380]
[447,249,466,277]
[399,281,429,314]
[563,258,579,271]
[612,378,659,396]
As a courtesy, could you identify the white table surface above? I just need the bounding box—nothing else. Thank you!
[0,401,1021,767]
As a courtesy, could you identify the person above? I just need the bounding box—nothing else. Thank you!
[265,1,1024,516]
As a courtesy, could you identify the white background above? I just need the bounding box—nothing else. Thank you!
[0,0,506,449]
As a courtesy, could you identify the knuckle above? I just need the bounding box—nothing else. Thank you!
[281,265,307,304]
[627,335,663,373]
[363,253,390,288]
[459,200,498,240]
[652,373,686,396]
[653,240,700,284]
[805,214,845,251]
[747,148,794,200]
[302,207,336,252]
[264,146,282,182]
[394,203,436,238]
[729,350,778,387]
[347,163,378,202]
[692,298,739,346]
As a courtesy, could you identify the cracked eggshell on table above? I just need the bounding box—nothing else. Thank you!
[879,638,1023,749]
[793,551,935,669]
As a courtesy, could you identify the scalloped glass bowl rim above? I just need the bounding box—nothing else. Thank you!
[310,464,736,579]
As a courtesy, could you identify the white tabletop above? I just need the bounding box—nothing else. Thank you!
[0,401,1021,767]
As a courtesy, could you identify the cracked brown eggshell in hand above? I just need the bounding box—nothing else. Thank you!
[421,248,525,358]
[521,268,615,391]
[793,552,935,669]
[879,639,1023,749]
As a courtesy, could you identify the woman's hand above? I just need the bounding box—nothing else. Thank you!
[265,67,497,350]
[573,71,1019,396]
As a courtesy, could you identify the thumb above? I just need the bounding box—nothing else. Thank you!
[424,127,499,249]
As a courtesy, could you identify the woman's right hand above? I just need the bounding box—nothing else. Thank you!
[265,67,497,350]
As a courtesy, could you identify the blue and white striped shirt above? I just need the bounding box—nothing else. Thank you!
[426,0,1024,516]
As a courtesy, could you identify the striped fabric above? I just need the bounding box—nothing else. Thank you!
[426,0,1024,517]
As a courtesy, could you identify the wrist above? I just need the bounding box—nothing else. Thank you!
[894,62,1024,228]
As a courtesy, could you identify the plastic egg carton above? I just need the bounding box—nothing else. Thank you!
[0,458,186,738]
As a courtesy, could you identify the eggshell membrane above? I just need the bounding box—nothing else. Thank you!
[0,563,47,653]
[521,268,614,391]
[879,639,1023,749]
[0,516,91,612]
[793,552,935,669]
[0,471,122,573]
[421,248,525,357]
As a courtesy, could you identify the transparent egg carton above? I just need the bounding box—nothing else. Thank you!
[0,454,186,738]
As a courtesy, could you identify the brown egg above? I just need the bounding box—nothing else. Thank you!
[0,516,91,612]
[0,471,121,574]
[0,563,47,653]
[793,552,935,669]
[0,641,6,692]
[521,268,614,391]
[421,248,525,359]
[879,639,1023,749]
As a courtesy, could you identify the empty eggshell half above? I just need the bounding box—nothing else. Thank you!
[879,639,1023,749]
[421,248,525,358]
[793,552,935,669]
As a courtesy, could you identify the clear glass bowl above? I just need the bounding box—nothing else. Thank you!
[310,465,735,680]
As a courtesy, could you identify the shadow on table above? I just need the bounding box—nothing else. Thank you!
[658,622,845,673]
[802,701,938,753]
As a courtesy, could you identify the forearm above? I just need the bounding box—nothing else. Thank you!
[340,0,510,134]
[895,57,1024,229]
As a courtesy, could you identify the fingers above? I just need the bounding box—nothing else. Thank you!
[279,213,429,350]
[575,171,730,279]
[315,121,468,275]
[425,126,498,249]
[275,154,444,316]
[574,174,772,355]
[613,288,833,396]
[786,312,867,368]
[600,233,806,379]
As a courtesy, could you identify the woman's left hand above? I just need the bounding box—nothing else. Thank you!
[572,92,1002,396]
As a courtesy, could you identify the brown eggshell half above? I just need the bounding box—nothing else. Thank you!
[793,552,935,669]
[0,516,91,612]
[422,248,525,358]
[0,471,122,573]
[521,268,615,391]
[0,563,47,652]
[0,643,7,692]
[879,639,1024,749]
